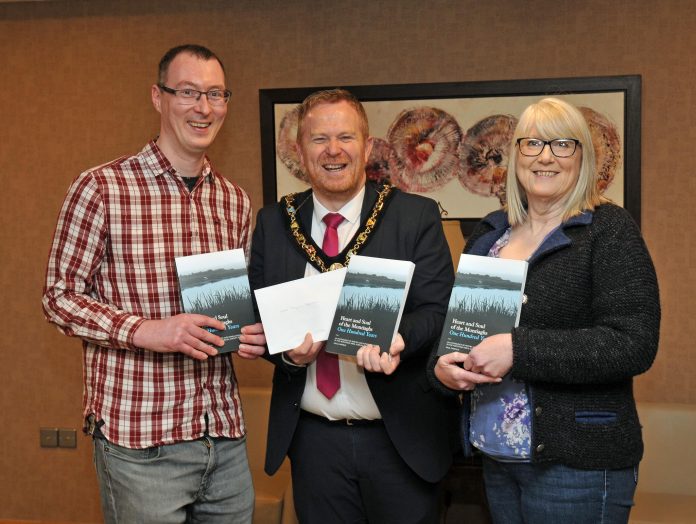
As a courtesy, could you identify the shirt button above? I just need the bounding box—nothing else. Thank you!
[522,294,528,305]
[536,444,545,453]
[535,406,542,416]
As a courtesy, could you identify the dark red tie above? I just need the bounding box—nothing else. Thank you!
[316,213,344,399]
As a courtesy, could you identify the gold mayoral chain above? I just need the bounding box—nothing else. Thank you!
[283,184,394,273]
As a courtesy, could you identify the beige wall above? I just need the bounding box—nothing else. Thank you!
[0,0,692,521]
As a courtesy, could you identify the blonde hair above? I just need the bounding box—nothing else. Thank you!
[505,97,607,226]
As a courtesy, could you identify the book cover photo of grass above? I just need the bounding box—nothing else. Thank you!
[437,254,528,356]
[326,254,415,356]
[175,248,255,353]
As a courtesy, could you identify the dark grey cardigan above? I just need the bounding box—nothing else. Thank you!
[429,203,660,470]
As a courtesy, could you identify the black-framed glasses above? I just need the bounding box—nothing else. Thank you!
[516,138,580,158]
[158,84,231,106]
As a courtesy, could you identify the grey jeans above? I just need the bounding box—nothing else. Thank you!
[93,434,254,524]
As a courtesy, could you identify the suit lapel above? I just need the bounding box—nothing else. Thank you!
[360,182,379,222]
[285,190,314,279]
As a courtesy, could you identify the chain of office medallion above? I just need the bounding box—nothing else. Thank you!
[284,184,393,272]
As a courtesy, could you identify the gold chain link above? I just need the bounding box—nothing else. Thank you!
[284,185,393,272]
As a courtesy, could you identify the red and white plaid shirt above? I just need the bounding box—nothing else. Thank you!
[43,141,251,448]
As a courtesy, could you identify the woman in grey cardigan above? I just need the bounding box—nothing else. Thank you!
[431,97,660,524]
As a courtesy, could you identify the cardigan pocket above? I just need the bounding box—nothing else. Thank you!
[575,410,617,424]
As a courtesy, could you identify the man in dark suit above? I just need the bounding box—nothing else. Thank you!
[249,89,456,523]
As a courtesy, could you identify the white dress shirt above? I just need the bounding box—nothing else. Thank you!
[299,186,382,420]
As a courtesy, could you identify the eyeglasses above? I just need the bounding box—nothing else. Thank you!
[516,138,580,158]
[158,84,231,106]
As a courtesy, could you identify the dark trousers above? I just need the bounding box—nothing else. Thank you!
[288,411,440,524]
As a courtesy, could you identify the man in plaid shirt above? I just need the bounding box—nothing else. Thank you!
[42,44,266,523]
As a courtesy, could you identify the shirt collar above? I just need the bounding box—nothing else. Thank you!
[481,208,594,232]
[471,208,596,260]
[312,186,366,226]
[140,139,214,181]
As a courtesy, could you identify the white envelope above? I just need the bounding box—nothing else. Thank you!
[254,268,347,354]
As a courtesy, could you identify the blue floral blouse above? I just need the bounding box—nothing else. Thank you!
[469,228,531,461]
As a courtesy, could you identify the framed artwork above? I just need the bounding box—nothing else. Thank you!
[259,75,641,232]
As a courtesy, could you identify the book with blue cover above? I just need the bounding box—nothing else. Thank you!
[175,248,255,353]
[437,254,528,355]
[325,255,415,356]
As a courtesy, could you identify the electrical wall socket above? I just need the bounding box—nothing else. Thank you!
[40,428,59,448]
[58,428,77,448]
[40,428,77,448]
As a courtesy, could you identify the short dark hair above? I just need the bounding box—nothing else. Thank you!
[158,44,225,85]
[296,88,369,141]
